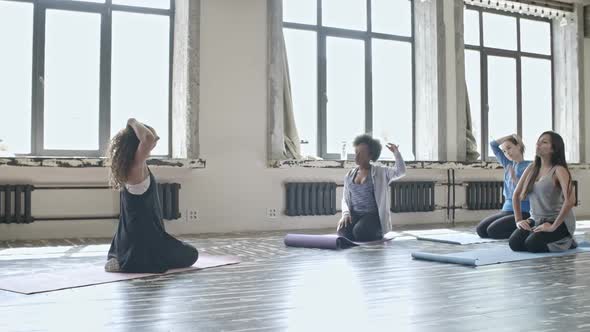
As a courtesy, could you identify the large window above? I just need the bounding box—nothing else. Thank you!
[0,0,173,157]
[464,6,553,161]
[283,0,414,160]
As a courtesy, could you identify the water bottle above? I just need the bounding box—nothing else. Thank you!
[341,141,347,160]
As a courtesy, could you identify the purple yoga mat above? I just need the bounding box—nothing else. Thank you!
[284,232,397,249]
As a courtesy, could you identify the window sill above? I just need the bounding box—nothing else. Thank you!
[270,159,590,170]
[0,157,206,169]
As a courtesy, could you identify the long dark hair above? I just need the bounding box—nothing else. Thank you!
[106,125,139,190]
[520,131,572,199]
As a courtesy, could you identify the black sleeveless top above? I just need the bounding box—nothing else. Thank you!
[108,170,177,273]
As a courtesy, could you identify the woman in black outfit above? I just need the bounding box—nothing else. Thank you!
[104,118,198,273]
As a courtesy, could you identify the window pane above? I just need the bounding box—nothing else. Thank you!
[112,0,169,9]
[326,37,364,155]
[522,57,552,160]
[483,12,516,50]
[283,0,316,25]
[111,12,170,156]
[464,9,480,46]
[465,50,481,160]
[371,0,411,36]
[520,18,551,55]
[487,56,517,158]
[0,2,33,154]
[322,0,366,31]
[372,39,413,160]
[284,29,318,158]
[44,10,101,150]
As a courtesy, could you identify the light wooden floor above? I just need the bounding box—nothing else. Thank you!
[1,225,590,332]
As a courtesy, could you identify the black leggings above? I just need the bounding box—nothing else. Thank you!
[338,212,382,242]
[476,211,530,239]
[162,241,199,270]
[509,219,571,253]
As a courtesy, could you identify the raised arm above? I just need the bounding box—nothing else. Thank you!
[490,135,513,167]
[127,118,159,166]
[385,143,406,183]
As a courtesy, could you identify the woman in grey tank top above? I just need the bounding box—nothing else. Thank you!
[510,131,577,252]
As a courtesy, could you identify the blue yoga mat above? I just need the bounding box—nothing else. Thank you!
[411,242,590,266]
[410,232,503,245]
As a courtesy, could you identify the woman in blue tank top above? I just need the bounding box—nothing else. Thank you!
[104,119,198,273]
[476,134,531,239]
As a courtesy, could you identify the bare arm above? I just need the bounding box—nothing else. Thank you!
[512,164,533,221]
[127,118,158,166]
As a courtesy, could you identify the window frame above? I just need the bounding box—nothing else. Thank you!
[464,4,554,161]
[282,0,416,160]
[4,0,174,157]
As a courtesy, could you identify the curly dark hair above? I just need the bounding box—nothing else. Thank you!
[106,125,139,190]
[353,134,382,162]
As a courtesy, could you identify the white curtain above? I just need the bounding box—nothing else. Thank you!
[465,81,480,161]
[268,0,301,160]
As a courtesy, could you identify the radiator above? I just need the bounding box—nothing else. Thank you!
[466,181,504,210]
[390,181,436,213]
[0,183,182,224]
[285,182,337,216]
[0,185,34,224]
[158,183,182,220]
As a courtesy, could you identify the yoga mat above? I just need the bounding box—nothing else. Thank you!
[412,242,590,266]
[403,229,460,236]
[409,232,503,245]
[0,254,240,295]
[284,231,400,249]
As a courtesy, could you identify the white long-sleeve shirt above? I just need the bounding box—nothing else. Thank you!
[341,151,407,235]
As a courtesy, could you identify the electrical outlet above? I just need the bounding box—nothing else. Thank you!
[186,209,198,222]
[266,208,278,218]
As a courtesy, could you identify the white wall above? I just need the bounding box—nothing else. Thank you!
[1,0,590,240]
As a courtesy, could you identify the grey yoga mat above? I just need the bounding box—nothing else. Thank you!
[284,232,399,249]
[411,242,590,266]
[409,232,503,245]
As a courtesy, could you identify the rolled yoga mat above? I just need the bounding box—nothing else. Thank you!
[0,254,240,295]
[284,232,400,249]
[411,241,590,266]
